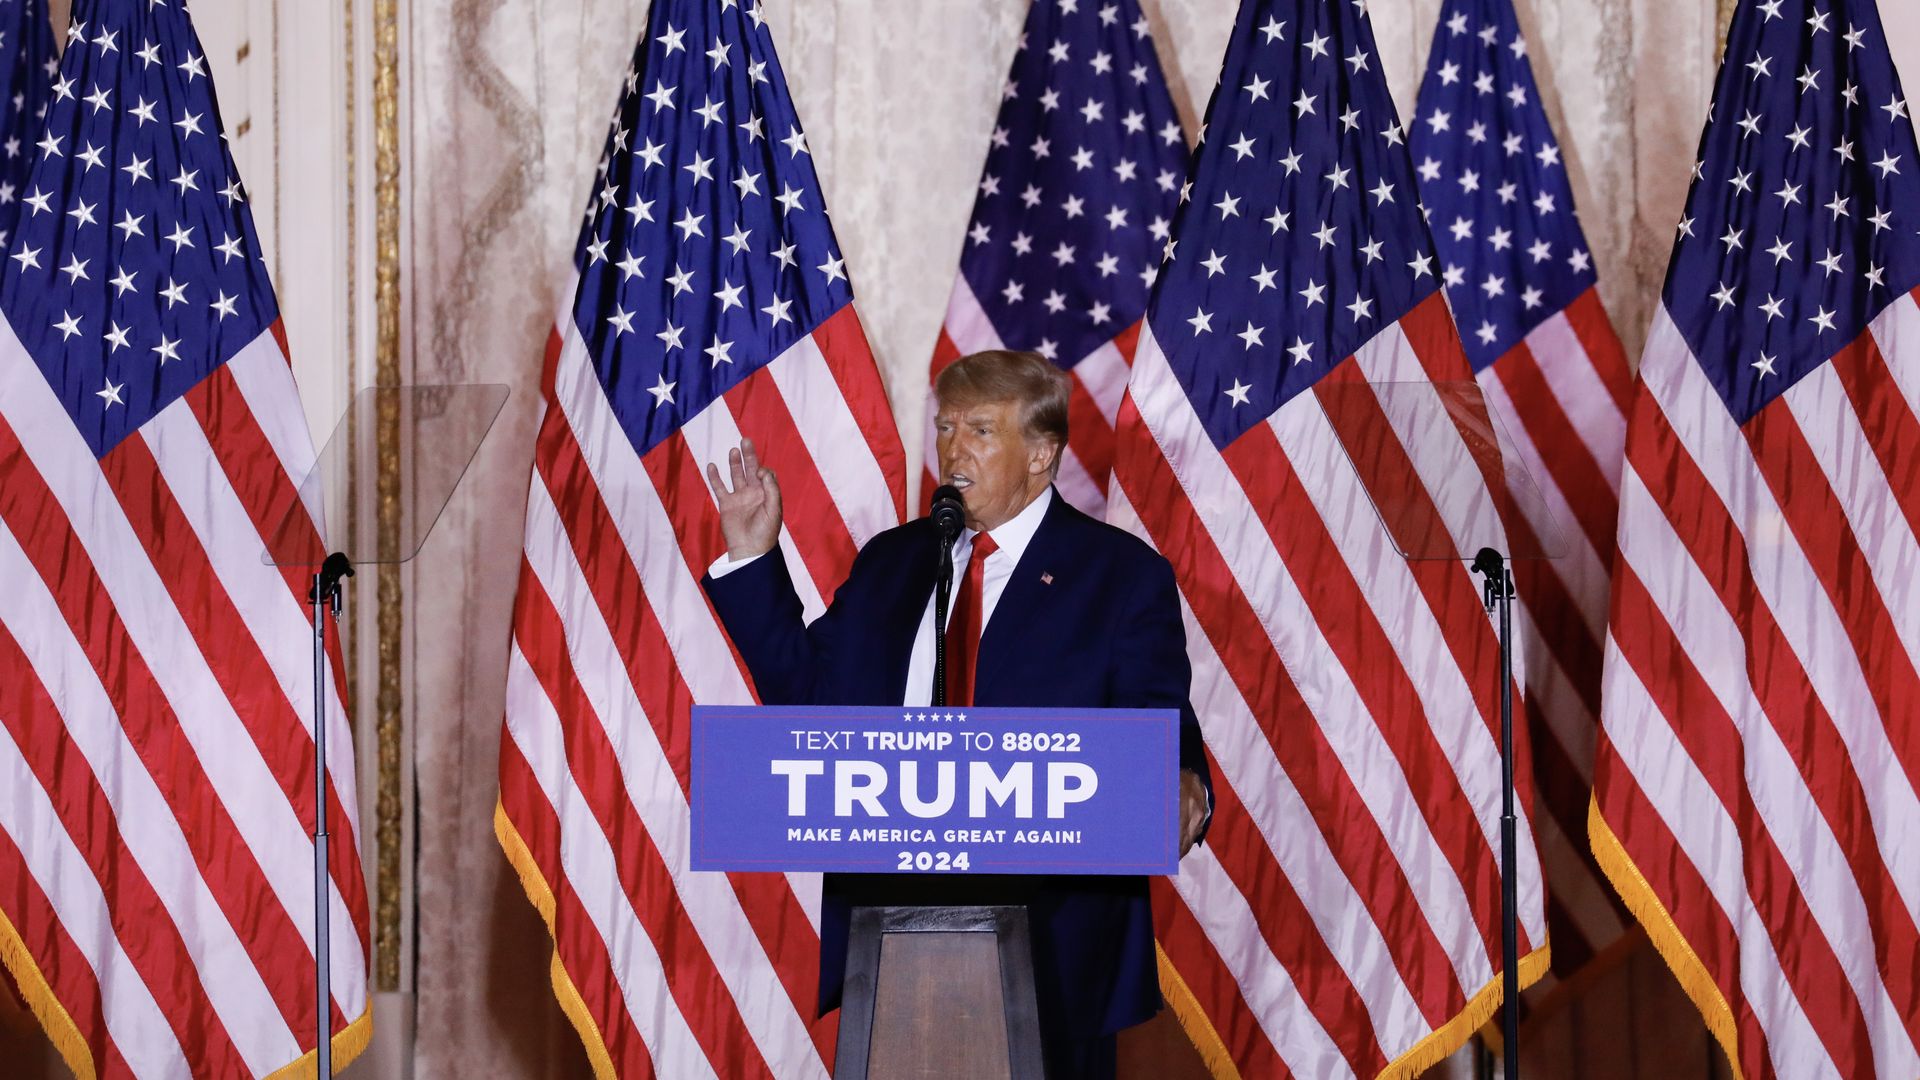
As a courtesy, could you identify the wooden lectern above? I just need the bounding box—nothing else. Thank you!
[834,904,1045,1080]
[688,704,1183,1080]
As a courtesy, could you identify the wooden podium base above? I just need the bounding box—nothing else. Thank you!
[835,905,1046,1080]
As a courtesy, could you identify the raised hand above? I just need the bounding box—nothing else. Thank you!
[705,437,783,563]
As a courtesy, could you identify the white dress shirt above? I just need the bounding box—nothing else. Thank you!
[709,486,1055,706]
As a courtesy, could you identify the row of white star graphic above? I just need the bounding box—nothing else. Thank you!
[13,216,250,271]
[1416,121,1553,166]
[898,711,972,723]
[581,225,844,281]
[17,162,243,217]
[1716,90,1907,135]
[602,101,806,168]
[1441,250,1586,288]
[970,201,1172,242]
[600,272,813,332]
[1422,115,1561,167]
[61,292,250,409]
[1008,56,1163,93]
[1440,217,1577,259]
[1751,2,1875,48]
[60,16,211,80]
[1000,77,1182,127]
[1023,1,1152,36]
[1438,8,1526,45]
[979,172,1181,227]
[998,257,1161,308]
[971,221,1170,262]
[990,113,1182,154]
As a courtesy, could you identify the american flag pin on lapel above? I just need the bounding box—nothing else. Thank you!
[1040,572,1054,585]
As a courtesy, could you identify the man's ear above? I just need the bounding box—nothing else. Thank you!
[1027,436,1061,477]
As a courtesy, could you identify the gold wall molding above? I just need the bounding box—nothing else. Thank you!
[341,0,362,985]
[372,0,405,996]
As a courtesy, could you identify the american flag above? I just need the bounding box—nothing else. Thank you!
[0,0,53,248]
[925,0,1184,515]
[1409,0,1634,989]
[1106,0,1551,1073]
[0,1,371,1077]
[1591,0,1920,1076]
[495,0,906,1075]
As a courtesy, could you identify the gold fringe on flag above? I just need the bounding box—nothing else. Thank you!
[0,902,94,1080]
[1381,942,1550,1078]
[1155,942,1242,1080]
[265,1007,374,1080]
[495,801,619,1080]
[1587,798,1744,1080]
[0,899,373,1079]
[1154,925,1549,1078]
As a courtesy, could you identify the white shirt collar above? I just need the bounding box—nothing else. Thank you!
[962,485,1052,565]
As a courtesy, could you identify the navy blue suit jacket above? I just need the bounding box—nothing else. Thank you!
[702,491,1211,1038]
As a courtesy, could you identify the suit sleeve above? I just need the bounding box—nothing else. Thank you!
[1110,552,1214,839]
[702,547,872,706]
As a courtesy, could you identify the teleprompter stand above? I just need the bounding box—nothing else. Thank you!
[263,385,508,1080]
[1318,381,1566,1080]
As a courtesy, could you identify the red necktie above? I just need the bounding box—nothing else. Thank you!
[944,533,998,706]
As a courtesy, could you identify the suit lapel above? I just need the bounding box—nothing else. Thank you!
[977,493,1076,696]
[882,524,941,705]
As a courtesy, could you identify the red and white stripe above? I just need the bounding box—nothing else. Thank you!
[498,284,906,1079]
[0,323,372,1077]
[1108,292,1550,1077]
[1469,286,1633,984]
[1593,291,1920,1080]
[925,276,1135,514]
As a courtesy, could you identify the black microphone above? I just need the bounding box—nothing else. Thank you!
[930,484,966,541]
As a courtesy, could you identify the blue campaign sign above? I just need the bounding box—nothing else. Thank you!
[691,705,1178,875]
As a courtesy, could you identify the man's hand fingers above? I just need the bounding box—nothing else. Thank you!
[727,446,748,492]
[705,461,731,502]
[740,438,760,480]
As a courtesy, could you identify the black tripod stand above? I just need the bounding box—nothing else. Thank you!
[307,552,353,1080]
[1472,547,1520,1080]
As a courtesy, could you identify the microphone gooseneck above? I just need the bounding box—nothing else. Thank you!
[929,484,966,707]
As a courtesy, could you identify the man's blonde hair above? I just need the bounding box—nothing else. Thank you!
[933,350,1071,458]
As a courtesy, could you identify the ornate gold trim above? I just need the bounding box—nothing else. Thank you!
[1716,0,1738,63]
[342,0,359,758]
[372,0,404,995]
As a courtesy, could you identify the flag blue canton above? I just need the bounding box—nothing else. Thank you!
[959,0,1185,369]
[1667,0,1920,425]
[574,0,849,459]
[0,4,274,460]
[0,0,55,248]
[1146,0,1442,450]
[1409,0,1596,372]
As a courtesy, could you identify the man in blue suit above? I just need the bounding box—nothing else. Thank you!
[703,349,1211,1079]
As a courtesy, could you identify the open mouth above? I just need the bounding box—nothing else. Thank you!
[944,472,973,492]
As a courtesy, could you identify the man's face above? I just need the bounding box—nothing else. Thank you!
[934,397,1054,533]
